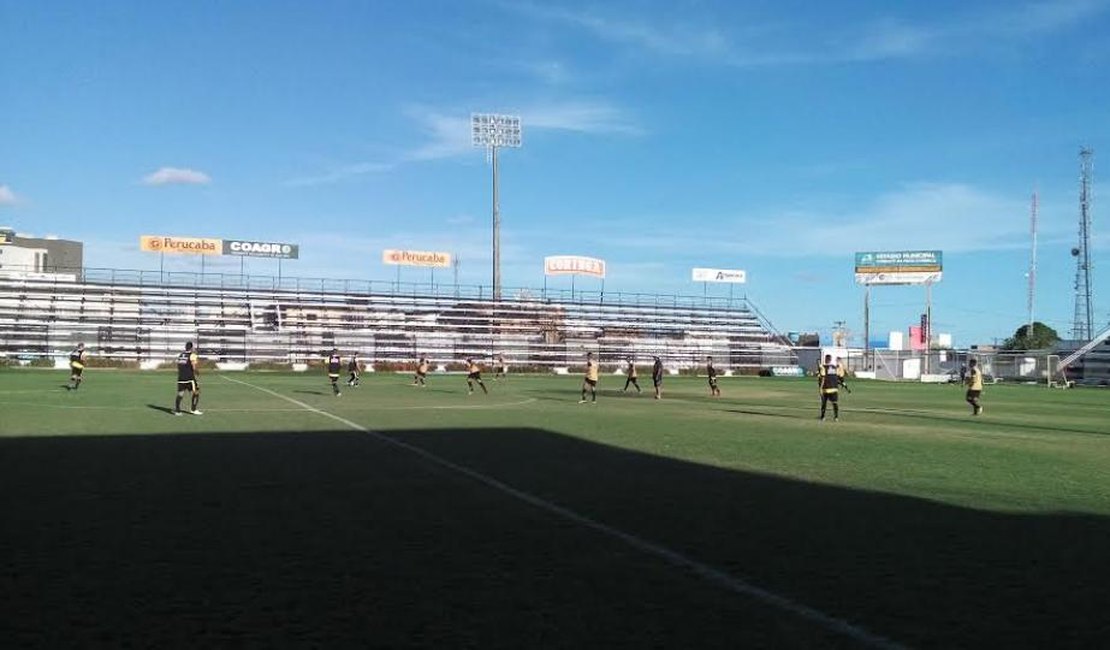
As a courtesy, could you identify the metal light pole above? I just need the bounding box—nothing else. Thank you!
[471,113,522,301]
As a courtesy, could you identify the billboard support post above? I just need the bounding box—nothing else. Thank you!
[864,285,871,370]
[925,280,933,374]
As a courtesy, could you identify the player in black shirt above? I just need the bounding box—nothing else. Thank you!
[706,356,721,397]
[347,353,361,387]
[174,342,202,415]
[652,356,664,400]
[67,343,87,391]
[326,348,342,396]
[818,354,840,421]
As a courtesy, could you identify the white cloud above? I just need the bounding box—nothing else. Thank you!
[0,184,18,206]
[405,110,474,162]
[597,182,1064,257]
[525,101,644,135]
[142,167,211,186]
[504,0,1109,66]
[404,100,640,162]
[286,162,393,187]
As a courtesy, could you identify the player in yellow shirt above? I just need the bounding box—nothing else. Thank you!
[67,342,87,391]
[466,358,488,395]
[579,351,599,403]
[836,357,851,393]
[965,358,984,416]
[621,358,642,393]
[413,356,429,387]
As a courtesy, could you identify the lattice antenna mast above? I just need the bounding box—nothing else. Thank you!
[1027,189,1038,337]
[1072,148,1094,340]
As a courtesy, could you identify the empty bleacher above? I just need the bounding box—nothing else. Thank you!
[0,269,796,370]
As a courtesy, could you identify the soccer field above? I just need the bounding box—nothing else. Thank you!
[2,369,1109,647]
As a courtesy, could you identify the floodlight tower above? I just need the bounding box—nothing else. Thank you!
[1072,147,1094,341]
[471,113,522,301]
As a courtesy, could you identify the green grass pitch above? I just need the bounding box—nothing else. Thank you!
[2,368,1109,647]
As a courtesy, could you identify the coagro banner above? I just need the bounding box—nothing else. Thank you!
[692,268,747,283]
[382,249,452,268]
[223,239,299,259]
[140,235,222,255]
[854,250,942,285]
[544,255,606,278]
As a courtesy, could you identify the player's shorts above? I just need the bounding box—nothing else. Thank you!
[584,378,597,387]
[468,372,481,380]
[708,376,718,388]
[966,389,981,400]
[70,365,84,376]
[821,390,838,402]
[417,370,427,377]
[177,380,197,392]
[653,377,662,387]
[328,372,340,380]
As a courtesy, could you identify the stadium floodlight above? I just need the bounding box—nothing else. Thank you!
[472,113,522,301]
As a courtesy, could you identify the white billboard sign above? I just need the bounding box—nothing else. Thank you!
[382,249,453,268]
[692,268,747,283]
[544,255,606,278]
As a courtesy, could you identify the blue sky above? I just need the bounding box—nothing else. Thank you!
[2,0,1109,346]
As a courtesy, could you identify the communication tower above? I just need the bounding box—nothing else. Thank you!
[1072,148,1094,340]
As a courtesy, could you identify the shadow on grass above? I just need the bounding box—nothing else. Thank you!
[857,406,1108,436]
[145,404,176,415]
[0,427,1107,648]
[292,390,327,396]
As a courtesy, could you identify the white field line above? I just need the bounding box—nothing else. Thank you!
[0,398,537,413]
[221,375,903,650]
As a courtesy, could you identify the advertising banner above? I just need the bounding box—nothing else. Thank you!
[692,267,747,283]
[382,249,452,268]
[854,250,942,285]
[140,235,222,255]
[223,239,299,259]
[544,255,606,278]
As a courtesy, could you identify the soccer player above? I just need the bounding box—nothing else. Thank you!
[836,357,852,393]
[413,356,429,387]
[622,358,642,393]
[965,358,983,416]
[706,355,721,397]
[67,342,87,390]
[466,358,488,395]
[579,352,599,403]
[494,355,508,380]
[347,352,361,387]
[818,354,840,421]
[174,342,202,415]
[326,348,342,396]
[652,355,664,399]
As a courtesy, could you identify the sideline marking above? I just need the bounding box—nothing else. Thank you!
[0,398,537,413]
[222,375,903,649]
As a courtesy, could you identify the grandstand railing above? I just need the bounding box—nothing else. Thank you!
[0,266,795,370]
